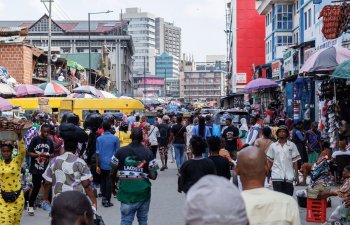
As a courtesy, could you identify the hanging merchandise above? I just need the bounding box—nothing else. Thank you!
[319,3,350,40]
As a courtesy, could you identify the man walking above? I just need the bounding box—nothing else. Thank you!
[157,115,171,171]
[110,128,159,225]
[96,121,120,207]
[221,118,240,159]
[236,146,300,225]
[27,124,54,216]
[267,125,300,196]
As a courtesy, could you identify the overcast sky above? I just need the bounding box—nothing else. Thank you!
[0,0,227,61]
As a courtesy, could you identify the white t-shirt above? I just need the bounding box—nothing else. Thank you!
[242,188,301,225]
[332,150,350,158]
[148,125,160,146]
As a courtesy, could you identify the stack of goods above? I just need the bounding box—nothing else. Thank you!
[319,3,350,40]
[307,159,331,199]
[38,97,51,114]
[0,117,33,140]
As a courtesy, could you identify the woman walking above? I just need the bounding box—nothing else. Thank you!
[0,136,26,225]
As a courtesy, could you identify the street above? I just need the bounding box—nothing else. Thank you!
[20,159,341,225]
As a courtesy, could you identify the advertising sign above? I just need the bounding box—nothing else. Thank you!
[236,73,247,84]
[271,60,281,79]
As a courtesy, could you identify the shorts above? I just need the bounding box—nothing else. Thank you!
[159,146,168,157]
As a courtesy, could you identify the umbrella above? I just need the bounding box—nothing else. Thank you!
[332,59,350,79]
[68,93,95,98]
[72,86,102,97]
[0,83,16,96]
[244,78,278,91]
[67,60,85,71]
[15,84,44,97]
[99,90,116,98]
[300,46,350,73]
[39,81,71,96]
[0,97,13,111]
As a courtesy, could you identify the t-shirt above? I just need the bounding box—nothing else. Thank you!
[96,131,120,170]
[209,156,231,179]
[116,130,132,147]
[28,136,54,175]
[242,188,301,225]
[171,123,186,144]
[332,150,350,158]
[110,142,159,203]
[42,152,92,198]
[221,126,239,152]
[158,124,171,147]
[179,158,216,193]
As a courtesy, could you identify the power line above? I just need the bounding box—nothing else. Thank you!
[55,0,72,21]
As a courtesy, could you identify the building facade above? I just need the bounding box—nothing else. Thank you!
[121,8,156,75]
[228,0,266,93]
[166,77,180,98]
[0,14,134,95]
[155,52,179,78]
[155,18,181,59]
[180,71,226,102]
[133,75,164,97]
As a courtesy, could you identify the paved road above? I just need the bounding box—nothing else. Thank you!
[20,160,340,225]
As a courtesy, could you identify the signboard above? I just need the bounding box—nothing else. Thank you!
[304,48,316,62]
[315,19,342,50]
[283,49,294,77]
[271,60,281,79]
[236,73,247,84]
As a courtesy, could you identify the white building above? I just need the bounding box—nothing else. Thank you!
[121,8,156,75]
[155,18,182,59]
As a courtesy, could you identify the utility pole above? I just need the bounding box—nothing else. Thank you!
[164,69,167,100]
[88,13,91,85]
[41,0,53,82]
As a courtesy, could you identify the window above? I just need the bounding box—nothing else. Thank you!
[308,9,312,28]
[304,12,308,30]
[275,35,293,46]
[276,4,293,30]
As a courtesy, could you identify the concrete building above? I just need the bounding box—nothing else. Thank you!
[0,14,135,95]
[228,0,266,93]
[133,75,164,97]
[155,18,181,59]
[156,52,179,78]
[180,71,226,102]
[121,8,156,75]
[165,77,180,98]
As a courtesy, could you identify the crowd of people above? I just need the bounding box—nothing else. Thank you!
[1,109,350,225]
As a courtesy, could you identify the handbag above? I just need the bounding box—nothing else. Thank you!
[94,213,105,225]
[1,188,22,203]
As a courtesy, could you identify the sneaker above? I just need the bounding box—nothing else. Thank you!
[103,202,114,208]
[165,166,168,169]
[41,202,52,213]
[27,207,34,216]
[160,166,166,171]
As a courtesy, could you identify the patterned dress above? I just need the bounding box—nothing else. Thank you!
[0,140,25,225]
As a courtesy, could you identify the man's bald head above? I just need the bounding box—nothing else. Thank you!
[236,146,267,181]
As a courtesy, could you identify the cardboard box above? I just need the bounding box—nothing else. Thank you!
[39,105,51,114]
[38,97,49,105]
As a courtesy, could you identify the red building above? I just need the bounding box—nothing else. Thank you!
[228,0,265,93]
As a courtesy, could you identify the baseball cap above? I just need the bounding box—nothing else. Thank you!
[184,175,248,225]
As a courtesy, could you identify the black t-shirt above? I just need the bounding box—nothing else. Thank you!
[171,123,186,144]
[114,142,155,173]
[179,158,216,193]
[221,126,239,152]
[157,124,170,147]
[209,155,231,180]
[29,136,54,175]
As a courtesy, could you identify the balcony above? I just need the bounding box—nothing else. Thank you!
[256,0,294,15]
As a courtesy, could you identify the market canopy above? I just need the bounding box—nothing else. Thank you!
[0,97,13,111]
[300,46,350,73]
[244,78,278,91]
[332,59,350,79]
[39,81,71,96]
[0,83,16,97]
[15,84,44,97]
[67,60,85,71]
[72,85,102,97]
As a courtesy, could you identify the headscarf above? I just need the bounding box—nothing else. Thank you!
[239,118,248,132]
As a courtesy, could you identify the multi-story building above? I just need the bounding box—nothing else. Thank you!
[0,14,134,95]
[155,18,181,59]
[156,52,179,78]
[165,77,180,98]
[121,8,156,75]
[133,75,164,97]
[180,71,226,102]
[227,0,266,93]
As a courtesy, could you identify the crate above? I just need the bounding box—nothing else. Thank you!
[306,198,327,223]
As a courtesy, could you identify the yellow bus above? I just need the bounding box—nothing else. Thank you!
[59,98,144,120]
[8,97,64,115]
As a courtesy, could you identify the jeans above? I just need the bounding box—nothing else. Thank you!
[173,144,185,169]
[120,200,150,225]
[100,169,112,202]
[272,181,294,196]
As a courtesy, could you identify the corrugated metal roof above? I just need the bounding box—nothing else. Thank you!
[0,36,26,43]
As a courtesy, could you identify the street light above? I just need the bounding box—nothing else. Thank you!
[88,10,113,86]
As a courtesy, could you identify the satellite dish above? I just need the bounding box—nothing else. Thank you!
[51,54,58,62]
